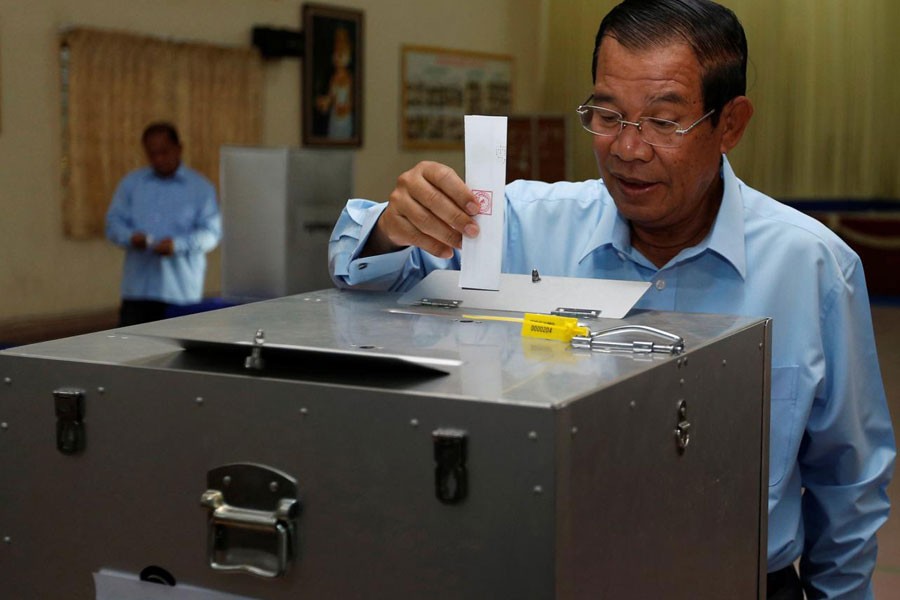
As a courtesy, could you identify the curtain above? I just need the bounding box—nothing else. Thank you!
[62,27,263,239]
[544,0,900,200]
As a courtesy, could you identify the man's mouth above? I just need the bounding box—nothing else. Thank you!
[613,174,659,194]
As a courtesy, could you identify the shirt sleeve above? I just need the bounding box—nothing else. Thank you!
[105,176,136,248]
[171,182,221,255]
[328,199,459,292]
[798,257,895,599]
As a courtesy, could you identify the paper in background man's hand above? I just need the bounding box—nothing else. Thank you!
[460,115,507,291]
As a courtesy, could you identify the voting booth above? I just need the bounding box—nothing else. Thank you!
[0,284,769,599]
[219,147,353,301]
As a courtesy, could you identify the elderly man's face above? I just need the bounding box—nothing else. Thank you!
[591,37,732,237]
[143,132,182,178]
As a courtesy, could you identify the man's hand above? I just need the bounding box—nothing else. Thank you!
[130,232,147,250]
[362,161,481,259]
[152,238,175,256]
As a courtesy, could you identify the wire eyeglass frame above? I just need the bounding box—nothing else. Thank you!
[576,95,715,148]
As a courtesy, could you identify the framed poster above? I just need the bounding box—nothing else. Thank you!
[401,45,513,150]
[302,3,364,147]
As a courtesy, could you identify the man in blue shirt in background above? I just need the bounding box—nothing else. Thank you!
[106,122,221,326]
[329,0,895,597]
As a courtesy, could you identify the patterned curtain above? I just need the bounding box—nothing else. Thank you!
[61,27,263,239]
[731,0,900,199]
[543,0,900,200]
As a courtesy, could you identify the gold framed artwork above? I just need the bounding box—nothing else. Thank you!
[302,3,364,147]
[401,45,513,150]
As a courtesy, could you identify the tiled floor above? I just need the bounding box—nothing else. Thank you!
[872,304,900,599]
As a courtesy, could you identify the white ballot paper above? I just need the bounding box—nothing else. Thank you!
[94,569,260,600]
[460,115,507,291]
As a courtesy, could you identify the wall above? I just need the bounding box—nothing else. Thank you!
[0,0,544,322]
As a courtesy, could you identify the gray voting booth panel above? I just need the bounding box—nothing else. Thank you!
[0,289,769,599]
[219,147,353,301]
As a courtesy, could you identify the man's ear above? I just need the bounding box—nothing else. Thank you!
[719,96,754,154]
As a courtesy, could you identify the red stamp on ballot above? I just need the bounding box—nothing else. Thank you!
[473,189,493,215]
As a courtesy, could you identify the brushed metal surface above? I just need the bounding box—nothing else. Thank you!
[0,289,768,599]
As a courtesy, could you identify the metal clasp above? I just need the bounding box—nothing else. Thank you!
[200,463,301,578]
[571,325,684,355]
[675,400,691,453]
[53,387,86,455]
[244,329,265,371]
[433,428,468,505]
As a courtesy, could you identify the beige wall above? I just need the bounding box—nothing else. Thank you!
[0,0,544,321]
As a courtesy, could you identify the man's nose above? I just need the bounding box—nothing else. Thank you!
[610,123,652,161]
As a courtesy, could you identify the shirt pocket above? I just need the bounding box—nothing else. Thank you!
[768,365,800,487]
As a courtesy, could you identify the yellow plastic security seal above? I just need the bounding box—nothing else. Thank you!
[460,313,590,342]
[521,313,590,342]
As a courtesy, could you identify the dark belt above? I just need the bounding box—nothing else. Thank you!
[767,564,803,599]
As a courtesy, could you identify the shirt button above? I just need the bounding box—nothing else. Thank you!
[655,279,666,291]
[357,262,368,270]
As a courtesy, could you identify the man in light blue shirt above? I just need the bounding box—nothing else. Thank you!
[106,122,221,326]
[329,1,894,597]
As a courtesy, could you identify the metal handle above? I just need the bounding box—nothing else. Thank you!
[572,325,684,355]
[201,490,297,578]
[200,463,300,579]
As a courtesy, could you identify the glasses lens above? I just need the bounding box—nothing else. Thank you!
[578,106,621,136]
[575,102,694,147]
[638,117,680,148]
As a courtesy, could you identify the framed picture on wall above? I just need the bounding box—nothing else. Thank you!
[401,45,513,150]
[302,3,364,147]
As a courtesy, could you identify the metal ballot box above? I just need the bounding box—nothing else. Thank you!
[0,289,769,599]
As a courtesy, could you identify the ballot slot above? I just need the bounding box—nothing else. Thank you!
[130,335,460,384]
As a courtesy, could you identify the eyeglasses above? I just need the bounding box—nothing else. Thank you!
[575,96,715,148]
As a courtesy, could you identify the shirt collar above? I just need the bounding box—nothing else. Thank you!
[146,163,187,182]
[577,186,630,263]
[705,156,747,279]
[577,155,746,279]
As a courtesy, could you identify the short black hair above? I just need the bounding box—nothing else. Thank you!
[141,122,181,146]
[592,0,747,125]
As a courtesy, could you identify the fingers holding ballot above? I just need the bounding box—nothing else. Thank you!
[362,161,481,259]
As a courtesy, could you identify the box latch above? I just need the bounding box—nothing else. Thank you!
[675,400,691,454]
[200,463,301,578]
[433,428,468,505]
[53,387,85,455]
